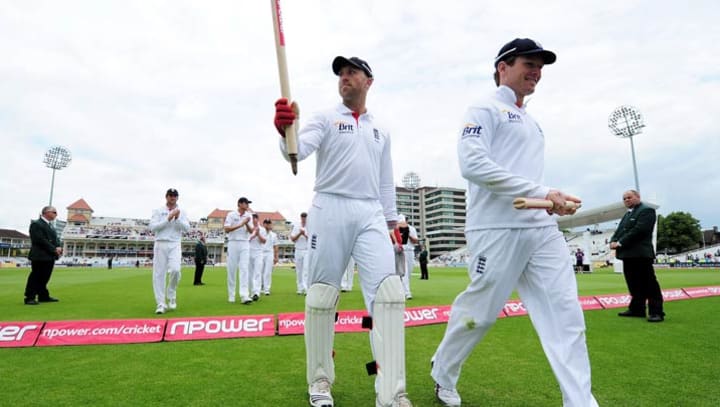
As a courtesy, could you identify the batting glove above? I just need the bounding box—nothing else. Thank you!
[274,98,296,137]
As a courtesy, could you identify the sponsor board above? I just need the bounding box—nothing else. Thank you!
[661,288,689,302]
[277,312,305,336]
[683,286,720,298]
[36,319,165,347]
[0,321,44,348]
[578,296,605,311]
[503,300,527,317]
[594,294,632,309]
[404,305,451,327]
[164,315,275,341]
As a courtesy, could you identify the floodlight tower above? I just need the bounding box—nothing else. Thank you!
[401,171,421,226]
[43,145,72,206]
[608,105,645,193]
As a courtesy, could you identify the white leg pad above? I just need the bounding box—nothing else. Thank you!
[305,283,339,385]
[372,275,407,406]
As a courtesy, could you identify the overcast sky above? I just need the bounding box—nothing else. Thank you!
[2,0,719,234]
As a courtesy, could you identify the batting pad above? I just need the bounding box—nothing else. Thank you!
[305,283,339,385]
[372,275,407,406]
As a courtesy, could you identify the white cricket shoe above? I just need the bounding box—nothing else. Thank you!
[308,378,333,407]
[228,297,236,303]
[155,304,166,314]
[435,383,461,406]
[376,393,413,407]
[168,299,177,310]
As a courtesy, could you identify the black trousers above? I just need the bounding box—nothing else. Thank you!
[622,257,664,316]
[194,260,206,284]
[420,262,428,280]
[25,260,55,300]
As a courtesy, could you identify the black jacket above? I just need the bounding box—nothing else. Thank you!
[28,218,60,261]
[611,202,656,259]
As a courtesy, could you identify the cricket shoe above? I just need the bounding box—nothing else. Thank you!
[435,383,461,406]
[168,299,177,310]
[376,393,413,407]
[252,294,260,301]
[155,304,166,315]
[308,378,333,407]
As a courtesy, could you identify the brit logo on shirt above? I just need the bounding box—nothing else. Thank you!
[461,123,483,139]
[373,128,380,142]
[335,121,354,135]
[310,234,318,250]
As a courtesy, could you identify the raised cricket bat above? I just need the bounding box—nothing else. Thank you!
[270,0,298,175]
[513,197,582,210]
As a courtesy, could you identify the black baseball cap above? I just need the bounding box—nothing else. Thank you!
[166,188,179,196]
[332,56,373,78]
[300,212,307,218]
[494,38,556,68]
[263,219,272,224]
[238,197,252,204]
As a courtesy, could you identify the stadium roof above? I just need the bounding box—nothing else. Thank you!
[67,198,93,211]
[0,228,30,239]
[557,201,659,229]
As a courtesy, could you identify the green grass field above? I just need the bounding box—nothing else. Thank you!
[1,266,719,406]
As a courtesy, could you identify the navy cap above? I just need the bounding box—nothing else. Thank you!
[238,197,252,204]
[494,38,556,68]
[166,188,179,196]
[332,56,373,78]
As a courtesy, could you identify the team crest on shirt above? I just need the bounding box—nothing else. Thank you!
[310,234,318,249]
[461,123,483,138]
[475,255,487,274]
[373,128,380,142]
[503,110,523,124]
[335,121,354,135]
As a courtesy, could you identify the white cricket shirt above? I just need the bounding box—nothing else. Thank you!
[149,206,190,242]
[458,85,557,230]
[224,210,253,241]
[279,103,398,222]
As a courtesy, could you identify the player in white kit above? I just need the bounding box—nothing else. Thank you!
[249,213,266,301]
[274,56,412,407]
[261,218,279,295]
[430,38,598,407]
[340,257,355,292]
[290,212,309,295]
[224,197,254,304]
[149,188,190,314]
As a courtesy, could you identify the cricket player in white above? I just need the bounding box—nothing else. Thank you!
[397,215,418,299]
[290,212,309,294]
[249,214,265,301]
[149,188,190,314]
[274,56,411,407]
[224,197,254,304]
[430,38,598,407]
[261,219,279,295]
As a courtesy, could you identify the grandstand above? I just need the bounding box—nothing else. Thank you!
[60,198,294,266]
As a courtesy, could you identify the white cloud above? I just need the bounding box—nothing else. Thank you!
[2,0,719,234]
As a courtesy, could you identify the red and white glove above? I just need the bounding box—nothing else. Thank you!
[274,98,296,137]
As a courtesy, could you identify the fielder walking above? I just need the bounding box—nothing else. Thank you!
[261,218,279,295]
[149,188,190,314]
[249,213,265,301]
[430,39,598,407]
[274,55,412,407]
[224,197,254,304]
[397,215,418,299]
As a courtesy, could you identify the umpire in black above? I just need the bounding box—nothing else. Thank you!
[610,190,665,322]
[193,233,208,285]
[24,206,63,305]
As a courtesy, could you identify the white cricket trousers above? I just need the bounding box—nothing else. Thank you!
[431,226,598,407]
[261,251,274,293]
[294,249,308,293]
[152,240,181,306]
[249,249,263,296]
[306,193,395,312]
[226,240,250,301]
[402,244,415,295]
[341,257,355,291]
